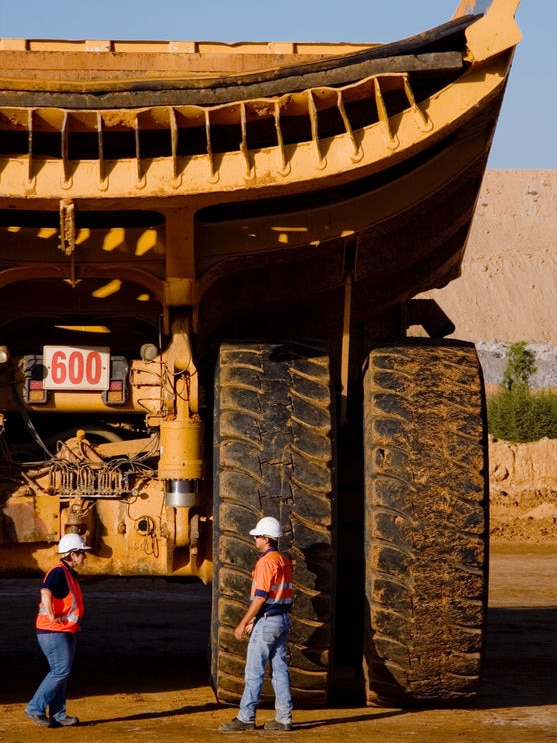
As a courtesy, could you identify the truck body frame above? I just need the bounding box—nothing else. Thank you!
[0,0,521,706]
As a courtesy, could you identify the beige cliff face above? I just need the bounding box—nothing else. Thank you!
[422,169,557,344]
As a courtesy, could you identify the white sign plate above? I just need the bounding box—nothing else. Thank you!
[43,346,110,391]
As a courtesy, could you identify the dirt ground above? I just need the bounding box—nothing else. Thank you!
[2,546,557,743]
[2,439,557,743]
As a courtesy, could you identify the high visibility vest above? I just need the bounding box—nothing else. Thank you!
[251,549,293,614]
[35,561,84,633]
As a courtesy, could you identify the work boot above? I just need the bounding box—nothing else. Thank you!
[264,719,292,731]
[51,715,80,727]
[219,717,256,732]
[24,710,51,727]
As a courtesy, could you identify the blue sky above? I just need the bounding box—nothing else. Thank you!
[0,0,551,169]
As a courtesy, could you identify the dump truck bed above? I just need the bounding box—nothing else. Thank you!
[0,2,520,345]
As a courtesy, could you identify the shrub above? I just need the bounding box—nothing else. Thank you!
[488,388,557,442]
[487,341,557,443]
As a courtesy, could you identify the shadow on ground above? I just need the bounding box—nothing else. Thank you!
[2,579,557,711]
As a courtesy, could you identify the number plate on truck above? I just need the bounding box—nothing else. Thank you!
[43,346,110,390]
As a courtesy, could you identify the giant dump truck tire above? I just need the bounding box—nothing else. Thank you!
[362,340,488,706]
[211,341,336,706]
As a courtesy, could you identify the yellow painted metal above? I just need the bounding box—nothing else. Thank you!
[0,309,207,577]
[340,272,353,426]
[0,3,522,204]
[0,494,60,543]
[165,277,194,307]
[0,58,511,203]
[159,417,204,481]
[194,58,511,274]
[0,1,521,579]
[0,478,212,579]
[174,506,192,548]
[0,39,374,89]
[155,313,204,480]
[0,315,205,418]
[464,0,522,62]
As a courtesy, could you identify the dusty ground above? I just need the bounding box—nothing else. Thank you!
[2,438,557,743]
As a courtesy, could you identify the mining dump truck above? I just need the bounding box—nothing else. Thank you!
[0,0,521,707]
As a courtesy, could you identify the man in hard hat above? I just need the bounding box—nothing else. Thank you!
[25,533,92,728]
[219,516,293,733]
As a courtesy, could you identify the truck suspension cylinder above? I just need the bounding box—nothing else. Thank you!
[159,416,204,507]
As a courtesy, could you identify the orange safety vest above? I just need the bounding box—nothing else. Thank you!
[251,549,293,612]
[35,561,84,633]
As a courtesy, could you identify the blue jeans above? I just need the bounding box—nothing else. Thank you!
[238,613,292,725]
[26,632,78,721]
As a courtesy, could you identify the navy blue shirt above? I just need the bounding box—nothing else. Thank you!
[42,561,74,600]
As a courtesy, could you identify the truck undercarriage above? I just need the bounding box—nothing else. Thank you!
[0,0,521,707]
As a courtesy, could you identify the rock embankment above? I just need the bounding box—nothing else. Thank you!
[489,437,557,543]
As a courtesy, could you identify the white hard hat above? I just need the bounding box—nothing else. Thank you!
[58,533,92,554]
[249,516,283,539]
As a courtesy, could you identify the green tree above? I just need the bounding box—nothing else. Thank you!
[501,340,536,391]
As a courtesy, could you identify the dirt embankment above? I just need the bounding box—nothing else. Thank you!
[422,170,557,345]
[489,436,557,543]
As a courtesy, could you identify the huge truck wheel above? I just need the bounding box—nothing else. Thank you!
[362,340,488,706]
[211,341,336,706]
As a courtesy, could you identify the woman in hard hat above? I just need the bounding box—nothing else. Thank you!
[24,533,92,728]
[220,516,293,732]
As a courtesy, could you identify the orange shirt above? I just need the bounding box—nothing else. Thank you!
[251,548,293,615]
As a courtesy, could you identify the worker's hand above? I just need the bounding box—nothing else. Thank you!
[234,624,245,640]
[234,619,254,640]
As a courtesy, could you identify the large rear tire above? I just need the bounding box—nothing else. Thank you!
[211,340,336,706]
[362,340,488,706]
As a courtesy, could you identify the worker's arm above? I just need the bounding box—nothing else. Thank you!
[40,588,60,621]
[234,595,266,640]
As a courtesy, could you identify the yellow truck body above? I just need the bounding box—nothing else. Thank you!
[0,0,521,706]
